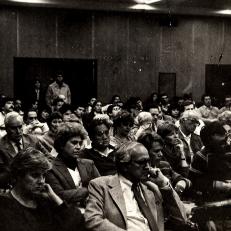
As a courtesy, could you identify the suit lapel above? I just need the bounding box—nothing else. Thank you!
[54,159,76,188]
[77,159,88,186]
[108,175,127,226]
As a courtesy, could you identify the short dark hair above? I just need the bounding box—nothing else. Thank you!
[46,112,63,128]
[113,110,134,128]
[138,132,164,151]
[59,104,73,115]
[54,122,88,154]
[200,121,226,147]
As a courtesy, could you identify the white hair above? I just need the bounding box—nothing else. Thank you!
[5,111,23,127]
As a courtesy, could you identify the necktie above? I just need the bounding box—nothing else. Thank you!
[15,141,22,152]
[132,183,159,231]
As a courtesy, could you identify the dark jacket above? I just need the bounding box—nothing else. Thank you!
[46,157,100,204]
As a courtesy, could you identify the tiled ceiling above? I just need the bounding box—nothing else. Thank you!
[1,0,231,17]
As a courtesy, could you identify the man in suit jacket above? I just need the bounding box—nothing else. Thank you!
[85,141,187,231]
[0,111,39,188]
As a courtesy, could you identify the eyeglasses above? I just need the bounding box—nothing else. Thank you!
[132,159,150,167]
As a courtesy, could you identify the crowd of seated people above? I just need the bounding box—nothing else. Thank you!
[0,91,231,231]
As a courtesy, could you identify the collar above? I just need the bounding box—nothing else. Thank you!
[118,174,133,187]
[179,127,191,139]
[93,146,114,157]
[57,154,77,171]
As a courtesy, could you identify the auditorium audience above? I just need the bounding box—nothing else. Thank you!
[2,81,231,230]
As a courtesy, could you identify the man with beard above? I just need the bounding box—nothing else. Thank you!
[46,72,71,108]
[85,141,186,231]
[80,117,117,176]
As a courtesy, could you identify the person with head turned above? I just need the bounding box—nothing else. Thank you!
[0,147,85,231]
[46,122,100,211]
[85,141,187,231]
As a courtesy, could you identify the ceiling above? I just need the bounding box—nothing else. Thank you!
[1,0,231,17]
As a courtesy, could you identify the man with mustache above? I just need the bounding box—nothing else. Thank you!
[80,117,117,176]
[0,97,14,137]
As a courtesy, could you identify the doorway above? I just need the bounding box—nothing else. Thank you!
[14,57,97,109]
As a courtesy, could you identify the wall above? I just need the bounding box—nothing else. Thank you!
[0,6,231,103]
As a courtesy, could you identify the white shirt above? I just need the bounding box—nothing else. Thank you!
[119,175,151,231]
[67,167,82,188]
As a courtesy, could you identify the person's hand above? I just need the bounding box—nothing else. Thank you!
[174,180,186,195]
[174,138,184,151]
[38,183,63,205]
[148,167,169,188]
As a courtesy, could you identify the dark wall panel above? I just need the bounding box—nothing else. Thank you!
[57,11,92,58]
[0,8,17,96]
[128,14,159,100]
[18,8,56,57]
[94,12,128,102]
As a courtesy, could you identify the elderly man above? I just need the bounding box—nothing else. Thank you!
[85,141,187,231]
[0,112,38,188]
[46,72,71,108]
[178,110,203,167]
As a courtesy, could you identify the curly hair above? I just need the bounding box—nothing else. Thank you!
[54,122,88,154]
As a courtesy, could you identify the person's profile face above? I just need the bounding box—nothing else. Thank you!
[19,170,46,196]
[126,145,150,182]
[149,141,163,166]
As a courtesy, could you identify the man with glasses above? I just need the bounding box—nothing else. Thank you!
[178,110,203,167]
[85,141,186,231]
[80,117,117,176]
